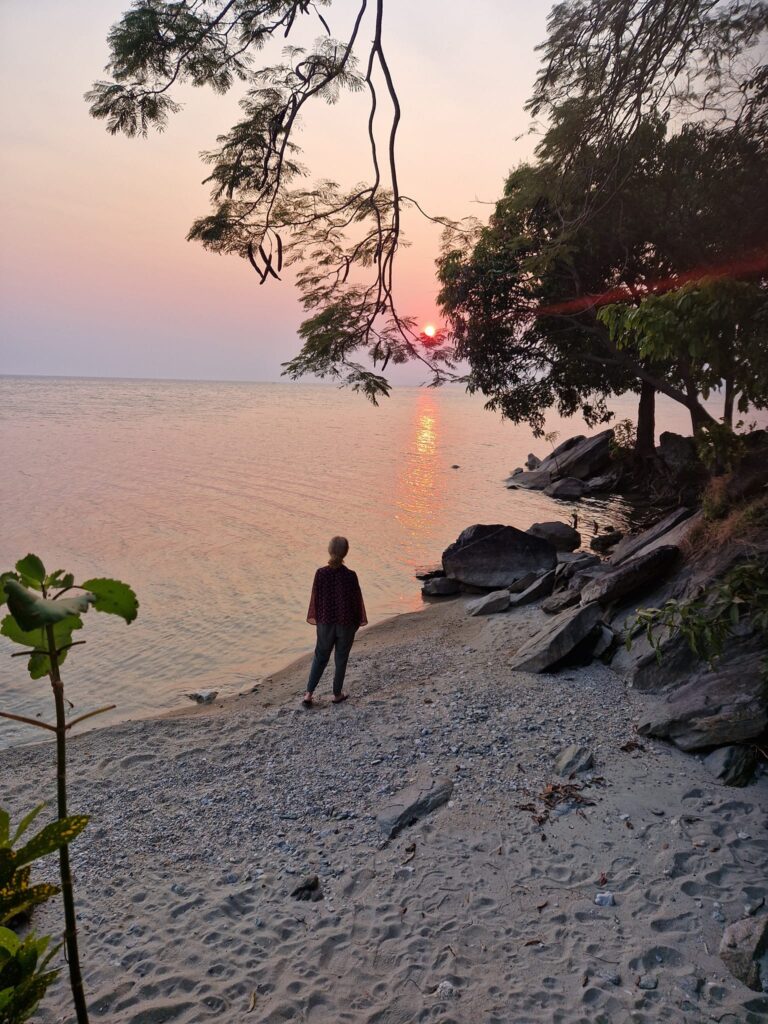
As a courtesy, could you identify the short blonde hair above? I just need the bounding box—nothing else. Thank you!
[328,536,349,567]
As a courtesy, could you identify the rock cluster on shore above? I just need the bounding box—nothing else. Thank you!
[422,429,768,792]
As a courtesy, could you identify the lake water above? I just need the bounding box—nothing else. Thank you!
[0,376,714,747]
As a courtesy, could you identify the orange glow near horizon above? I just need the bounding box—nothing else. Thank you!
[423,324,436,338]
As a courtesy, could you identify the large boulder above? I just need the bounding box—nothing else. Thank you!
[510,602,604,673]
[636,638,768,751]
[581,545,680,606]
[526,453,542,470]
[540,429,614,481]
[527,522,581,552]
[544,478,587,500]
[442,524,557,589]
[609,507,693,565]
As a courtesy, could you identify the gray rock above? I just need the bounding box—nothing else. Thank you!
[511,466,524,477]
[290,875,324,902]
[636,637,768,750]
[657,431,698,476]
[584,469,622,494]
[187,690,219,705]
[571,564,611,592]
[719,915,768,992]
[527,521,581,551]
[594,891,615,907]
[505,467,552,490]
[510,602,604,673]
[541,589,581,614]
[545,434,587,462]
[467,589,511,616]
[581,546,680,606]
[508,571,540,594]
[637,975,658,991]
[377,776,454,839]
[526,453,542,470]
[559,552,601,579]
[544,477,587,500]
[610,508,693,565]
[704,745,759,787]
[541,429,614,481]
[593,625,614,658]
[555,744,594,776]
[415,566,445,581]
[422,577,461,597]
[442,524,557,589]
[590,531,624,553]
[508,570,556,608]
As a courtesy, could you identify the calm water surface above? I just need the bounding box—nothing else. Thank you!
[0,377,709,747]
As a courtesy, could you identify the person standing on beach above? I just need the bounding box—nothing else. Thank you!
[303,537,367,707]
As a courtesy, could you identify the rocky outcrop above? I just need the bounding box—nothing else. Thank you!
[657,432,698,477]
[506,431,614,492]
[719,916,768,992]
[544,478,587,500]
[377,777,453,839]
[526,453,542,470]
[609,508,693,565]
[636,637,768,751]
[511,602,604,673]
[546,429,614,481]
[442,524,557,590]
[581,545,680,606]
[527,522,581,551]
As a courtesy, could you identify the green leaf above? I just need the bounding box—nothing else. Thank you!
[0,927,19,955]
[15,816,89,868]
[80,578,138,624]
[0,572,20,608]
[15,554,46,590]
[0,614,82,679]
[11,805,46,846]
[4,580,93,631]
[0,811,8,847]
[0,882,60,926]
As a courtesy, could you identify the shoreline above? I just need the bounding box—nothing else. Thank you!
[2,593,767,1022]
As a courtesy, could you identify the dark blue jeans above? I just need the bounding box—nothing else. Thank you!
[306,623,357,697]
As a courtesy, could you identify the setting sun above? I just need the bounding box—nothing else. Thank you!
[423,324,436,337]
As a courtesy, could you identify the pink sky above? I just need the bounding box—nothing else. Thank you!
[0,1,548,382]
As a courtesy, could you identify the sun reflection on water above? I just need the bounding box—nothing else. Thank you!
[394,394,443,563]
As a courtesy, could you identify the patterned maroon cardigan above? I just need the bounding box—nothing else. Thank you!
[307,565,368,628]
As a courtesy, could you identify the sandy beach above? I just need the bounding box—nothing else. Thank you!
[2,597,767,1024]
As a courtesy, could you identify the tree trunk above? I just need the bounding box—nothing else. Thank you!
[723,376,734,427]
[635,381,656,457]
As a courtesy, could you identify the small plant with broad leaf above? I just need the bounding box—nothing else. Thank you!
[1,555,137,1024]
[0,804,89,1023]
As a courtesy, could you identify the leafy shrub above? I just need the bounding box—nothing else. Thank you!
[0,805,88,1024]
[609,418,636,457]
[630,560,768,676]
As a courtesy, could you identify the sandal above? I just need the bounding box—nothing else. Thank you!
[301,695,313,707]
[331,693,349,704]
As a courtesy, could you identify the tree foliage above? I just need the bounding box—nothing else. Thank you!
[439,2,768,437]
[88,1,460,399]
